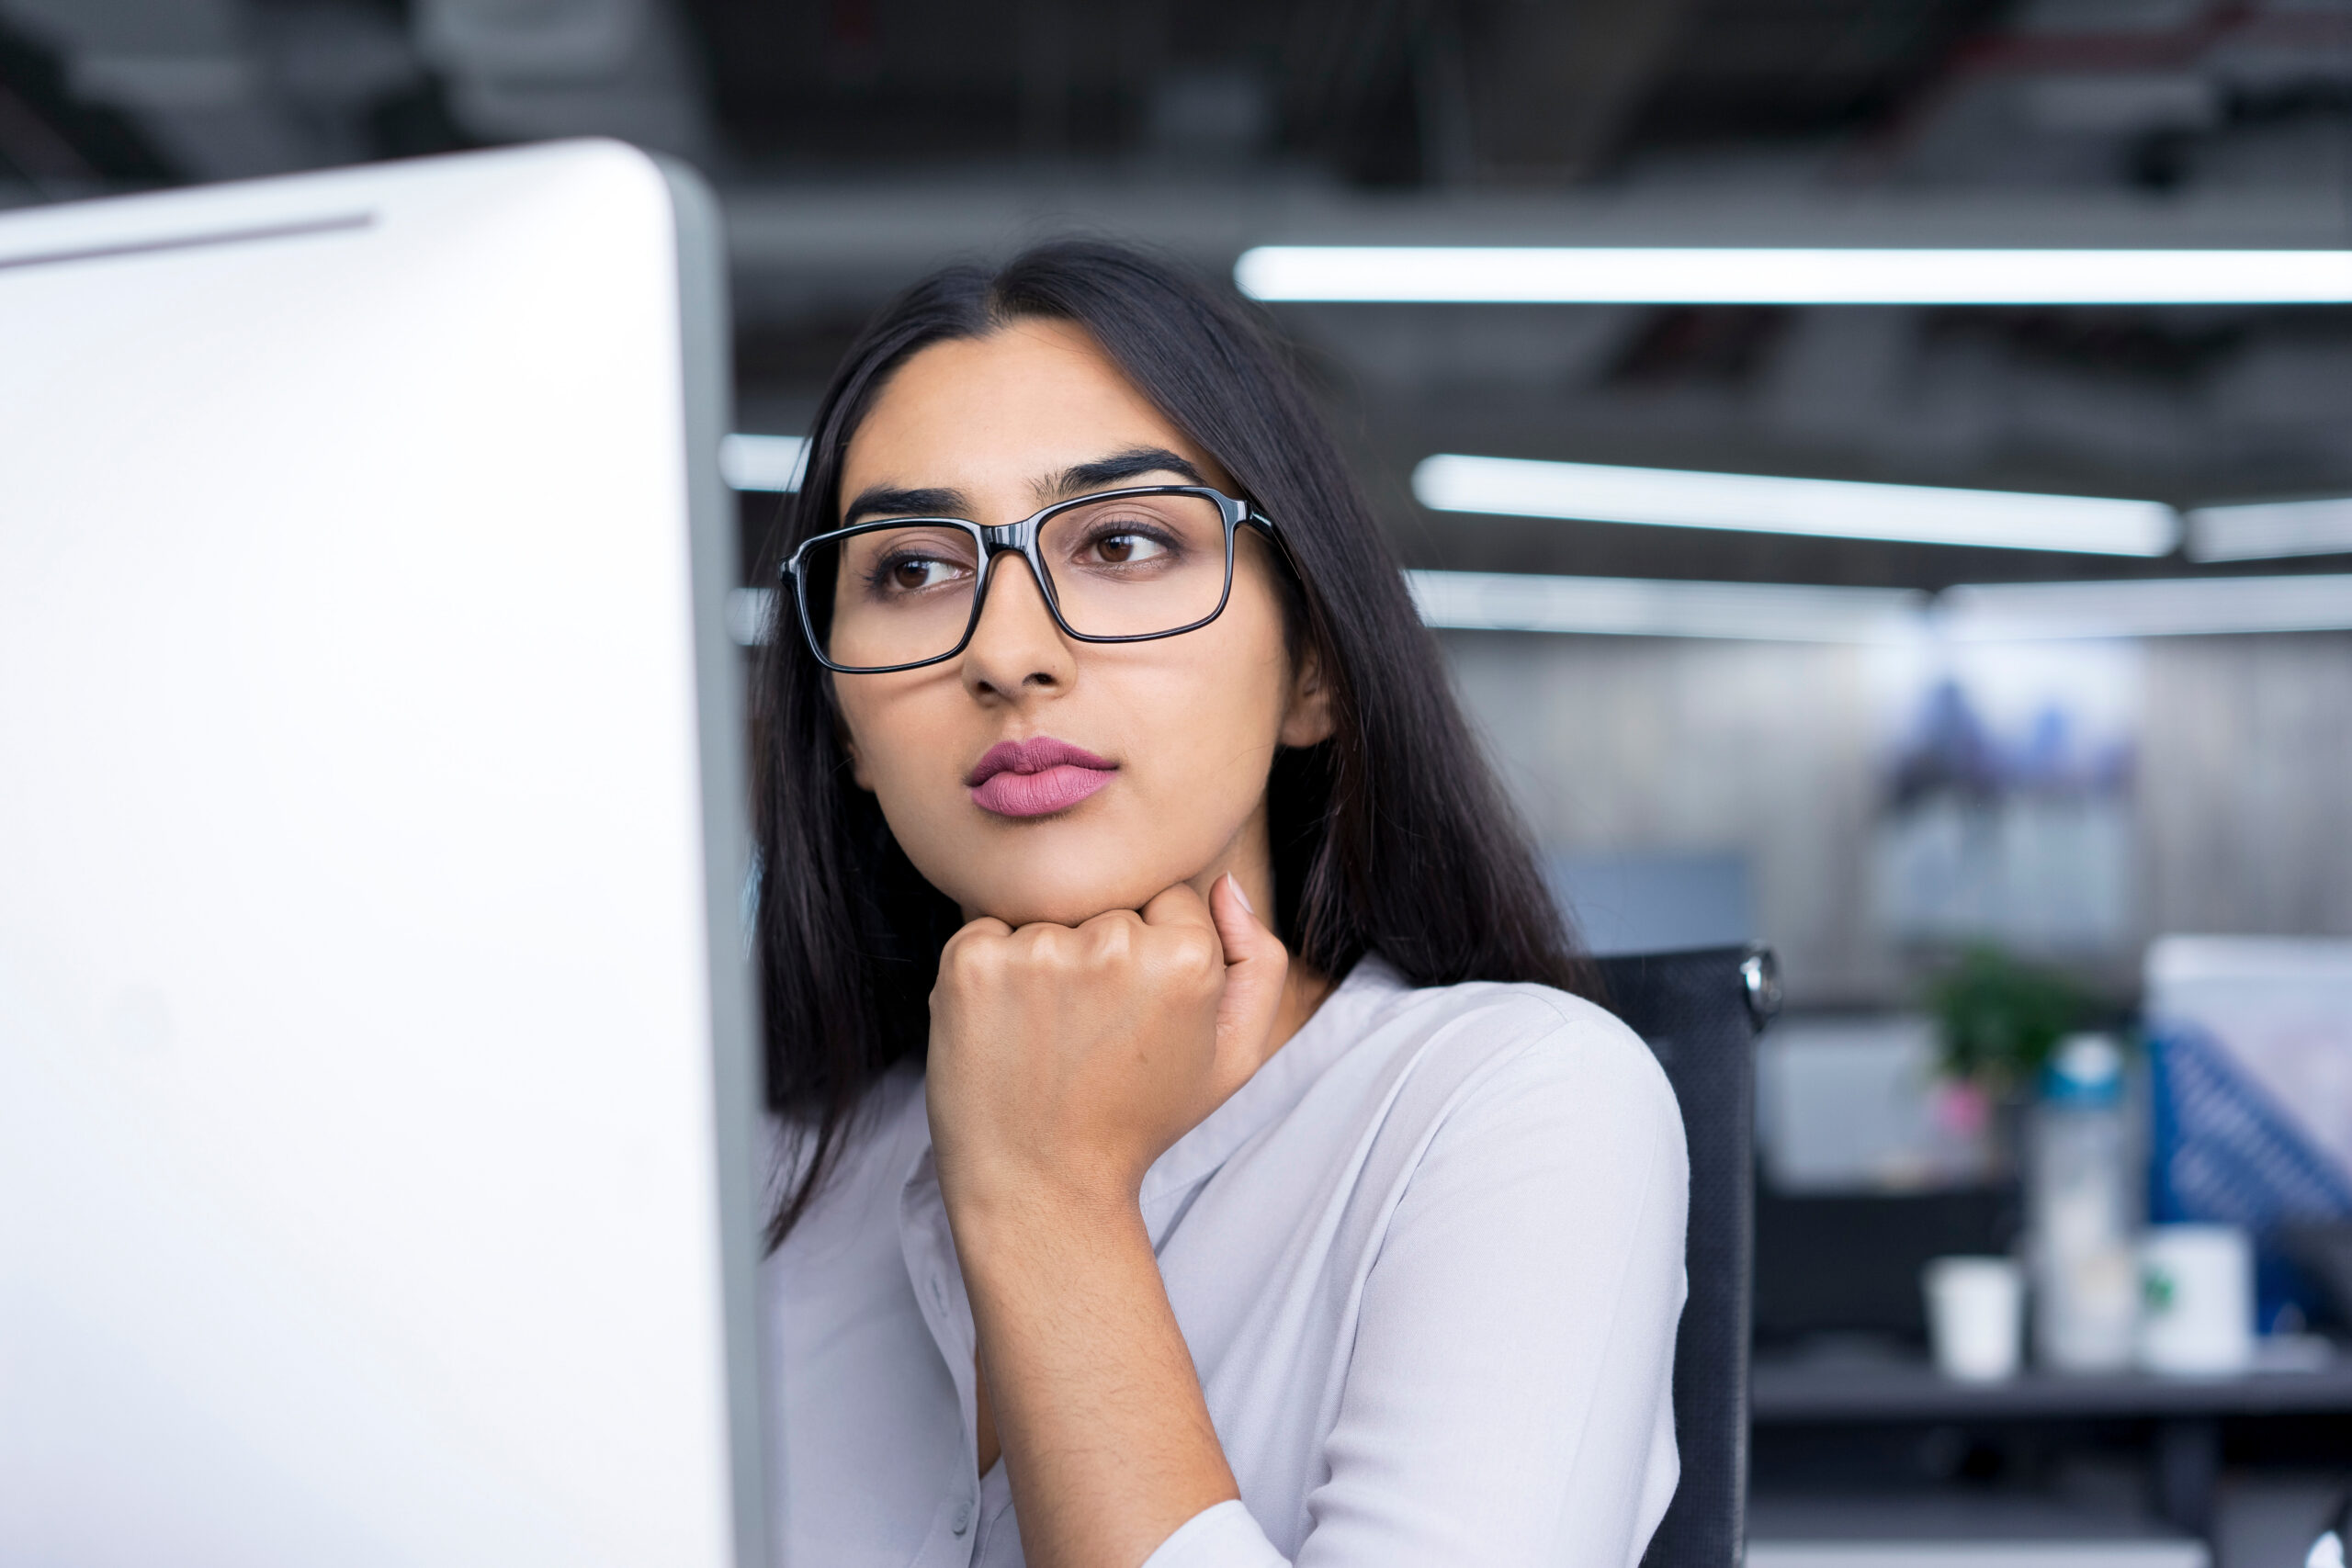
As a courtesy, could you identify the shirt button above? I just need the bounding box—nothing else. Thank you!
[932,1279,947,1309]
[952,1499,972,1536]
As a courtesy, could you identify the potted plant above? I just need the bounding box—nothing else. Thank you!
[1923,943,2096,1177]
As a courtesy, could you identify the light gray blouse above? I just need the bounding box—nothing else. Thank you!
[761,955,1689,1567]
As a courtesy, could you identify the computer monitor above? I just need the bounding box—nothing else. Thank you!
[0,141,766,1566]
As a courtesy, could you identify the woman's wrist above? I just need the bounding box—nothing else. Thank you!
[946,1164,1238,1568]
[941,1152,1146,1256]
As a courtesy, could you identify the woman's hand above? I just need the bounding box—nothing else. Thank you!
[925,874,1289,1218]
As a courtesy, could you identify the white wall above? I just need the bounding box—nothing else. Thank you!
[1440,627,2352,1005]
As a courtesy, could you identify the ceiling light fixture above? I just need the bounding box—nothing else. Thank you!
[734,570,2352,646]
[1404,570,1927,643]
[2185,497,2352,562]
[1936,573,2352,639]
[1234,246,2352,306]
[1412,454,2179,557]
[718,433,807,492]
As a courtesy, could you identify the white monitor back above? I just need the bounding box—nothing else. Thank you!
[0,141,765,1567]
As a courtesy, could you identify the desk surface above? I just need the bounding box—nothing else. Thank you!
[1751,1354,2352,1423]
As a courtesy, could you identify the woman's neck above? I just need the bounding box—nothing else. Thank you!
[1265,954,1334,1064]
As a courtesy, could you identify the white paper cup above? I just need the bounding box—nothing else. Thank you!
[2138,1224,2253,1377]
[1924,1256,2026,1382]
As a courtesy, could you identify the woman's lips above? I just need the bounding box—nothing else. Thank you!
[967,736,1117,818]
[972,766,1114,817]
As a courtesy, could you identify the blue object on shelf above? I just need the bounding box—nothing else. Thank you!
[2148,1022,2352,1332]
[2144,935,2352,1335]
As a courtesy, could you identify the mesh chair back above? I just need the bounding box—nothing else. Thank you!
[1595,945,1772,1568]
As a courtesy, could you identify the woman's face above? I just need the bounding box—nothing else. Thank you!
[830,318,1330,930]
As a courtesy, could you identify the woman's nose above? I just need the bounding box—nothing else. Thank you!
[959,551,1073,700]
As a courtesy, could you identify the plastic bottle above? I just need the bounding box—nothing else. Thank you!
[2027,1033,2139,1372]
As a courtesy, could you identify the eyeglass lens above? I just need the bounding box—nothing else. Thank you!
[806,492,1231,669]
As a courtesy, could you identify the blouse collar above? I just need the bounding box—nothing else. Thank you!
[1137,953,1407,1220]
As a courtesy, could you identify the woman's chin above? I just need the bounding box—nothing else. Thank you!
[962,870,1193,930]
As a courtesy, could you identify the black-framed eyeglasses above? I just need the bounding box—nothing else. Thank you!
[781,485,1284,674]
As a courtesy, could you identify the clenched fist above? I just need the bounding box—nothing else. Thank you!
[925,874,1290,1218]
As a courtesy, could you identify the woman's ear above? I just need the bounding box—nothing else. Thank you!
[1278,645,1336,747]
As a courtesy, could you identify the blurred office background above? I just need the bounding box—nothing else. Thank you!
[6,1,2350,1563]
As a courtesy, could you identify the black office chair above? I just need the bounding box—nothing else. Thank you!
[1595,944,1777,1568]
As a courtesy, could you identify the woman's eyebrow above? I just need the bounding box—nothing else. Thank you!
[841,484,970,525]
[1048,446,1207,497]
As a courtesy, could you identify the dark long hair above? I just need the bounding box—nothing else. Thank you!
[751,240,1587,1245]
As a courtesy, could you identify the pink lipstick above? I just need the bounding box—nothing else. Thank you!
[967,736,1117,818]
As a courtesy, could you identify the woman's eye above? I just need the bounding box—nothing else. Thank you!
[1083,530,1170,566]
[876,555,966,592]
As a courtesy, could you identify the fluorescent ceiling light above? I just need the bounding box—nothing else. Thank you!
[1234,246,2352,306]
[1413,454,2178,557]
[1936,573,2352,639]
[2186,496,2352,562]
[1405,570,1926,643]
[719,433,806,492]
[736,572,2352,649]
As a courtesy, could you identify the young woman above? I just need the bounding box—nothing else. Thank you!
[752,242,1688,1568]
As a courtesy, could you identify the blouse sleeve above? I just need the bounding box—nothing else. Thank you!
[1139,1500,1289,1568]
[1145,1001,1690,1568]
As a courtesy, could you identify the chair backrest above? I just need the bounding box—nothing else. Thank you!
[1594,944,1775,1568]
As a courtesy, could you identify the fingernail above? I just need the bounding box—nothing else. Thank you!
[1227,874,1255,916]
